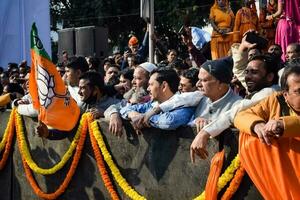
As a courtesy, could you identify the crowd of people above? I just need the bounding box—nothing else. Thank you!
[0,0,300,165]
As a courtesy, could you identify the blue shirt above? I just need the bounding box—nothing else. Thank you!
[120,100,195,130]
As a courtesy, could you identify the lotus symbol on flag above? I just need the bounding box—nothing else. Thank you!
[37,65,55,108]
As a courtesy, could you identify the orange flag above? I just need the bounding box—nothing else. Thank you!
[29,23,80,131]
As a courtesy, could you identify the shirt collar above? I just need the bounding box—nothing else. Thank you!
[209,88,233,107]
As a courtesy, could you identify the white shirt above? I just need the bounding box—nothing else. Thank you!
[203,85,281,137]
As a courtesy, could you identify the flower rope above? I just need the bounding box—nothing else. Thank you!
[87,115,120,200]
[221,165,245,200]
[90,121,147,200]
[0,109,15,170]
[17,112,85,175]
[17,113,88,200]
[193,155,240,200]
[0,108,15,152]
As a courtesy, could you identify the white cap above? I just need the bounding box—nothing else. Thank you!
[138,62,157,73]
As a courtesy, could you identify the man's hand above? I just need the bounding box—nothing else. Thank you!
[36,121,49,138]
[190,130,210,163]
[123,51,130,60]
[89,108,104,119]
[264,119,284,138]
[109,113,123,137]
[181,27,192,45]
[141,106,161,127]
[239,30,257,52]
[194,117,211,133]
[130,113,144,135]
[253,122,272,145]
[17,99,30,105]
[266,15,273,21]
[114,82,130,94]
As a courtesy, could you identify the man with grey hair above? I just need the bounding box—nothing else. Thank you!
[104,62,157,136]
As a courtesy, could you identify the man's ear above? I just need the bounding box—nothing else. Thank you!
[161,81,168,91]
[283,90,288,99]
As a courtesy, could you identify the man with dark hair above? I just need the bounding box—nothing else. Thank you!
[169,58,190,75]
[78,71,119,119]
[62,50,69,67]
[7,63,18,74]
[56,63,65,77]
[268,44,283,60]
[120,68,195,130]
[179,68,199,93]
[87,56,100,72]
[0,83,24,108]
[64,56,89,103]
[247,47,262,60]
[245,54,279,95]
[0,72,9,88]
[118,68,134,96]
[104,65,120,85]
[280,59,300,91]
[285,43,300,62]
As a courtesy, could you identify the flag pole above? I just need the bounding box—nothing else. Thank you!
[148,0,154,63]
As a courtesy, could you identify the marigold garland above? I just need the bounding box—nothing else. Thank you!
[16,112,84,175]
[87,115,120,200]
[90,121,147,200]
[221,165,245,200]
[17,113,88,200]
[193,155,240,200]
[0,110,245,200]
[0,108,15,152]
[0,109,15,170]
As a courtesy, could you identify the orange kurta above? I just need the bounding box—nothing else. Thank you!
[210,1,235,60]
[233,7,259,43]
[234,92,300,200]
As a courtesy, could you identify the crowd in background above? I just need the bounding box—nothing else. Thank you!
[0,0,300,158]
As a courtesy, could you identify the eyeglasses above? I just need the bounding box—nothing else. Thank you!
[288,89,300,96]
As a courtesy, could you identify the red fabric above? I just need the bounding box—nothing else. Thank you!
[128,36,138,46]
[205,149,225,200]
